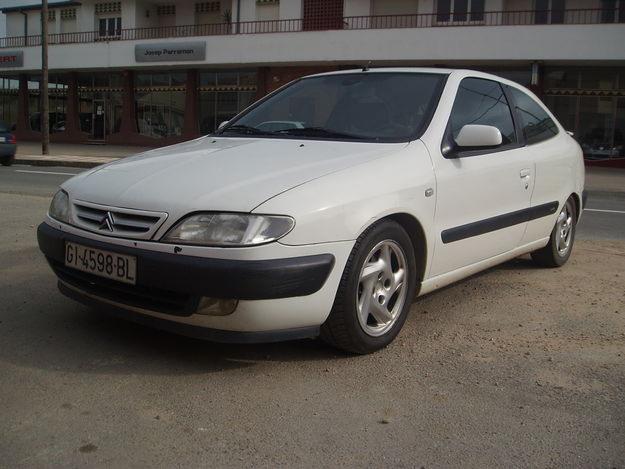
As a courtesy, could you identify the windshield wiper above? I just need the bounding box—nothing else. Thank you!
[275,127,366,140]
[219,124,274,136]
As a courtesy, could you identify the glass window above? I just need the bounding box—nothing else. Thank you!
[544,69,579,89]
[470,0,485,21]
[534,0,549,24]
[224,73,445,141]
[449,78,517,145]
[544,95,576,133]
[453,0,468,22]
[580,70,617,90]
[0,77,19,130]
[198,70,258,134]
[510,88,559,145]
[437,0,483,22]
[99,16,121,37]
[27,76,41,131]
[48,74,69,133]
[578,97,617,158]
[551,0,565,24]
[437,0,451,22]
[77,72,123,137]
[135,72,186,138]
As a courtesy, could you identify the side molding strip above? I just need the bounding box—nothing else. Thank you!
[441,201,559,244]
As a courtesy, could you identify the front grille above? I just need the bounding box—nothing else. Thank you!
[51,260,198,316]
[71,200,167,240]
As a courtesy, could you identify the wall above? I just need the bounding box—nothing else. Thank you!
[344,0,371,17]
[256,3,280,21]
[6,13,25,37]
[371,0,418,15]
[280,0,302,20]
[8,22,624,71]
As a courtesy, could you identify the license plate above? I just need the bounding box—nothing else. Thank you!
[65,242,136,285]
[0,137,5,143]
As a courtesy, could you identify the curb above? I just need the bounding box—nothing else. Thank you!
[15,158,117,169]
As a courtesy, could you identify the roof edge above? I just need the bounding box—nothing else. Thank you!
[1,1,81,14]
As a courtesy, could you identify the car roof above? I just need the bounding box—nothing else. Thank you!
[304,67,527,90]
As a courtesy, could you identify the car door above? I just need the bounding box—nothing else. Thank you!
[428,77,534,278]
[507,87,574,245]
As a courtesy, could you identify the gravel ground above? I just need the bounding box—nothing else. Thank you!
[0,193,624,468]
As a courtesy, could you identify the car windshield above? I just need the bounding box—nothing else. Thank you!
[219,72,446,142]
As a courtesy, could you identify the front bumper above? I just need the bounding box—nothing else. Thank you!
[38,222,349,340]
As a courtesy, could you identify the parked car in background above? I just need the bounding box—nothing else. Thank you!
[37,68,585,354]
[0,121,16,166]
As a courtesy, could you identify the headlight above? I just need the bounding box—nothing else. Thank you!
[162,213,295,247]
[49,190,70,223]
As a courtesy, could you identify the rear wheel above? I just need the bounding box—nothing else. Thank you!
[321,220,417,354]
[1,154,14,166]
[531,197,577,267]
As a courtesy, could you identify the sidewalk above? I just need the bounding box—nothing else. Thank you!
[585,166,625,193]
[15,142,149,168]
[13,141,625,192]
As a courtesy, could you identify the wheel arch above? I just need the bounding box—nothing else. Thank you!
[381,212,428,293]
[570,192,582,221]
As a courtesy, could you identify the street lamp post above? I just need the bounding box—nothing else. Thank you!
[41,0,50,155]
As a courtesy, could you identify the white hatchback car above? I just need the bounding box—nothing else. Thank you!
[38,68,585,353]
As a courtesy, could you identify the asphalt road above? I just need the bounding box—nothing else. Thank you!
[1,165,624,468]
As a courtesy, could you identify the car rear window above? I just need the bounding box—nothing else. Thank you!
[509,88,559,145]
[0,121,9,133]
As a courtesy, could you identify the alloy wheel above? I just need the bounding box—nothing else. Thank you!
[356,240,408,337]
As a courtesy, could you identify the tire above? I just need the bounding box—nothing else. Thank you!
[1,154,14,166]
[321,220,417,354]
[531,197,577,268]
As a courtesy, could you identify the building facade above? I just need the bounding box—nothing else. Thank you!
[0,0,624,166]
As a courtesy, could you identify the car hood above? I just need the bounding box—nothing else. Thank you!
[63,136,407,215]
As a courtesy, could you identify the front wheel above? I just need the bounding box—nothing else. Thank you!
[321,220,417,354]
[531,197,577,268]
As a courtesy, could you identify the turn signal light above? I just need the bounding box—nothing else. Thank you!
[8,134,16,144]
[197,297,238,316]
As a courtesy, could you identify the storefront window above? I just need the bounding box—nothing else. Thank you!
[135,72,186,138]
[78,73,123,139]
[198,70,257,134]
[0,77,19,129]
[49,74,69,133]
[544,69,579,89]
[544,67,625,161]
[27,76,41,131]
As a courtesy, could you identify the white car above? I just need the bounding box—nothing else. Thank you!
[38,68,585,354]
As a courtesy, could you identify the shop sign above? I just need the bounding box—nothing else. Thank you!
[135,42,206,62]
[0,51,23,68]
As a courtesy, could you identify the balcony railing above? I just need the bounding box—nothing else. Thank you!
[0,8,622,49]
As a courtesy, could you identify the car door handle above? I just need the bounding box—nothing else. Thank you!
[520,169,531,178]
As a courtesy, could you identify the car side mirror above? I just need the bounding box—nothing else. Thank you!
[218,120,229,130]
[454,124,502,148]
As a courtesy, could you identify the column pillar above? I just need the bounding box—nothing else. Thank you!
[119,69,138,136]
[15,74,35,140]
[63,72,81,139]
[182,69,200,139]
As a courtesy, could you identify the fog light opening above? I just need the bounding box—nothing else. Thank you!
[197,297,239,316]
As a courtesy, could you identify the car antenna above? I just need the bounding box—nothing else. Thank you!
[362,61,372,72]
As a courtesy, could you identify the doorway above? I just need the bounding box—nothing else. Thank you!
[92,98,105,141]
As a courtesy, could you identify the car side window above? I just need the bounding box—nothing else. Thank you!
[449,78,517,147]
[509,88,559,145]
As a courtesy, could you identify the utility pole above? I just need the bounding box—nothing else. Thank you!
[41,0,50,155]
